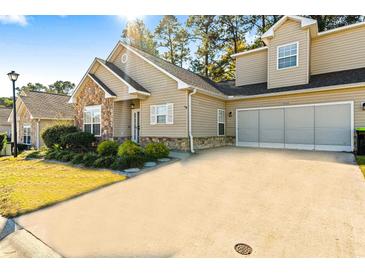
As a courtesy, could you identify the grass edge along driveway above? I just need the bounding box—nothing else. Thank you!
[0,156,126,218]
[356,155,365,178]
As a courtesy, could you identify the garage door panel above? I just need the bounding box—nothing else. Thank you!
[315,104,351,146]
[237,110,259,144]
[259,108,284,144]
[285,106,314,145]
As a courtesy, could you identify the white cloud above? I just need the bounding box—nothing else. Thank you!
[0,15,28,26]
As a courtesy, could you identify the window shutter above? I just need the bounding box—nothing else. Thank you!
[166,103,174,124]
[150,105,157,125]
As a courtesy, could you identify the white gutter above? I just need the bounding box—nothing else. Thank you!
[188,88,197,153]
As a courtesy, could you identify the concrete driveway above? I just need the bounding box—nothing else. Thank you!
[16,147,365,257]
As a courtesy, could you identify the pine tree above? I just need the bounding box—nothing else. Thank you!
[187,15,222,79]
[121,19,158,55]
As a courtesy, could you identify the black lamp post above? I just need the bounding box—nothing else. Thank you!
[7,71,19,157]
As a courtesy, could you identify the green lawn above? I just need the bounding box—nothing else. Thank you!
[0,156,126,217]
[356,155,365,178]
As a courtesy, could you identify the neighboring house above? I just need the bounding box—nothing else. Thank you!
[0,107,12,137]
[8,91,74,148]
[70,15,365,152]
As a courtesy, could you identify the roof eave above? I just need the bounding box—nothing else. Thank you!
[226,81,365,100]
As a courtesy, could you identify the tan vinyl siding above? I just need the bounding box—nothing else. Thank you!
[191,93,226,137]
[226,87,365,136]
[268,20,309,89]
[113,100,140,137]
[111,47,188,138]
[311,25,365,75]
[94,64,138,101]
[235,49,268,86]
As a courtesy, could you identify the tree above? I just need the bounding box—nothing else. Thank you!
[16,81,75,95]
[187,15,222,79]
[0,97,13,108]
[121,19,158,56]
[245,16,282,49]
[155,15,181,65]
[175,28,191,68]
[306,15,363,31]
[48,81,75,95]
[16,82,48,94]
[215,16,248,81]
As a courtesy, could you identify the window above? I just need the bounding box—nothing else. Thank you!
[217,109,225,136]
[277,42,298,70]
[83,105,101,136]
[23,124,31,145]
[150,104,173,125]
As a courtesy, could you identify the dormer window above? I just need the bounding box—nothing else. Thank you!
[277,42,298,70]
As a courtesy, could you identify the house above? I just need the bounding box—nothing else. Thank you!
[0,107,12,137]
[70,15,365,152]
[8,91,74,148]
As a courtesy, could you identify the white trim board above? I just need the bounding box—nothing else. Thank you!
[235,101,354,152]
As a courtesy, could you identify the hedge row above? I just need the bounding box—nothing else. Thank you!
[43,140,170,170]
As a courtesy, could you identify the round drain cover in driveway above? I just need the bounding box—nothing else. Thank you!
[234,243,252,255]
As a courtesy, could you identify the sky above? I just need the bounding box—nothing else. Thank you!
[0,15,253,98]
[0,15,175,97]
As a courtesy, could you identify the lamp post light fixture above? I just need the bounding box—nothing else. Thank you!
[7,70,19,157]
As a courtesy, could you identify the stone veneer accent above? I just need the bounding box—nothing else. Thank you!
[74,78,114,139]
[140,136,235,151]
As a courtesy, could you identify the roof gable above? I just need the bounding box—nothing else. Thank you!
[107,42,224,96]
[69,57,150,103]
[261,15,318,45]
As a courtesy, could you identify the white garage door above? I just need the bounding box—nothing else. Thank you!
[236,102,353,152]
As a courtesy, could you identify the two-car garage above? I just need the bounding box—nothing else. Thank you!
[236,101,354,152]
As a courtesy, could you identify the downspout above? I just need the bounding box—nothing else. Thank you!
[188,88,197,153]
[36,119,40,149]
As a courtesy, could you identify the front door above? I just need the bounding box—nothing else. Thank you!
[131,109,140,143]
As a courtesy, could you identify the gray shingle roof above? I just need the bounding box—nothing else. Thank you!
[19,91,74,119]
[128,45,223,95]
[96,58,150,93]
[215,67,365,96]
[88,74,117,97]
[0,107,12,125]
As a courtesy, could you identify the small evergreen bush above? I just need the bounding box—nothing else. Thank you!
[110,157,129,170]
[82,152,99,167]
[71,153,84,165]
[93,156,116,168]
[97,140,119,157]
[117,140,143,158]
[144,142,169,160]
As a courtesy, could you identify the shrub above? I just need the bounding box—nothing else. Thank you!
[60,151,77,162]
[44,149,61,160]
[117,140,144,158]
[97,140,119,157]
[25,150,42,159]
[71,153,84,165]
[144,142,169,160]
[126,155,146,168]
[93,156,116,169]
[0,133,7,151]
[110,157,129,170]
[60,132,96,152]
[82,152,99,167]
[41,125,78,148]
[54,150,70,161]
